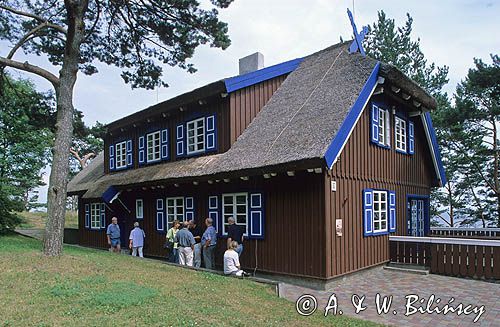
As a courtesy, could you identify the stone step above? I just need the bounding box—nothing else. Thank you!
[384,263,429,275]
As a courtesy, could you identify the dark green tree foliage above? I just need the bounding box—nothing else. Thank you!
[439,55,500,227]
[0,0,234,255]
[0,74,54,231]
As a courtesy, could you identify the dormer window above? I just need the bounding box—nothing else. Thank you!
[147,131,161,162]
[186,117,205,154]
[115,141,127,169]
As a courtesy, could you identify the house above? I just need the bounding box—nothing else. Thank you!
[67,41,446,288]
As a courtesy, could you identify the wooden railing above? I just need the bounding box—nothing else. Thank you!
[389,236,500,280]
[430,227,500,239]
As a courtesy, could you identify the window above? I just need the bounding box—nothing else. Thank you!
[373,191,388,233]
[115,141,127,169]
[90,203,101,229]
[186,118,205,154]
[371,104,390,147]
[395,116,407,152]
[222,193,248,236]
[166,197,184,228]
[147,131,161,162]
[378,108,390,146]
[136,199,144,219]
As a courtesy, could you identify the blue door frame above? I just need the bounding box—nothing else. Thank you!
[406,194,430,236]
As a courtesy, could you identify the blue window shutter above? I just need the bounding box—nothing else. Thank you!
[249,193,264,239]
[161,129,169,160]
[363,189,374,236]
[370,104,379,144]
[138,136,145,165]
[408,121,415,155]
[205,115,217,152]
[389,191,396,233]
[84,204,90,228]
[208,195,221,236]
[176,124,185,157]
[156,199,164,231]
[126,140,133,167]
[109,145,115,171]
[100,203,106,229]
[185,196,194,221]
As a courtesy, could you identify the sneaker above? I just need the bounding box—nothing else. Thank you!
[243,272,251,277]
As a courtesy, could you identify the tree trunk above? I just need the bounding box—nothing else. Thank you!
[494,119,500,227]
[447,181,454,227]
[43,2,87,256]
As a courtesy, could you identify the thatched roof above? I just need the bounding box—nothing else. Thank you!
[68,42,437,198]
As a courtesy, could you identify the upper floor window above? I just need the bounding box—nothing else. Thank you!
[147,131,161,162]
[186,117,205,154]
[115,141,127,169]
[370,104,390,148]
[395,116,407,153]
[222,193,248,236]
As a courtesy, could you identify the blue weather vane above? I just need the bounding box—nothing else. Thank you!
[347,8,368,56]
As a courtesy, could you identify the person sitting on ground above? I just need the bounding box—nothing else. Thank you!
[223,241,250,277]
[175,221,195,266]
[226,216,244,257]
[166,220,180,263]
[129,221,146,258]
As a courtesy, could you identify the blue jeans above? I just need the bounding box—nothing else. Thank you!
[235,244,243,257]
[203,245,216,270]
[168,248,179,263]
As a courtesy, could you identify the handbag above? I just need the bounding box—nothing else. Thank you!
[163,239,174,250]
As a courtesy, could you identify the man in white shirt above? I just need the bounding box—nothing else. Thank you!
[223,241,250,277]
[129,222,145,257]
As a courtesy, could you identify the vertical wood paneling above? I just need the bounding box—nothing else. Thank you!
[324,99,436,278]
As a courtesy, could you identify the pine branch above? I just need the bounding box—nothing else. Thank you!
[0,57,59,87]
[0,4,67,35]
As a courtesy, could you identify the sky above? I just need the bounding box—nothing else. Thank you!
[3,0,499,203]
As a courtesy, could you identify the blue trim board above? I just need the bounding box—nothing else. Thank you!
[324,62,381,168]
[224,57,303,93]
[424,112,447,185]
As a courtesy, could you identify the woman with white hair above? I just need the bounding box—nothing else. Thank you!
[223,241,250,277]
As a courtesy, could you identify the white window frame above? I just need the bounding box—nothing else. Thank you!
[186,117,205,154]
[166,197,184,228]
[115,141,127,169]
[90,203,101,229]
[222,193,248,236]
[146,131,161,162]
[395,116,407,152]
[373,190,388,233]
[136,199,144,219]
[378,108,390,147]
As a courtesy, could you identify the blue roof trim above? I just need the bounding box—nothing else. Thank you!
[324,62,381,168]
[224,57,304,93]
[424,112,447,186]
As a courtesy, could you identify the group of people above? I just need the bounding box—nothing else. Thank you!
[106,216,249,277]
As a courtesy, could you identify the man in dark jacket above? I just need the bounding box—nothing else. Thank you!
[226,217,244,257]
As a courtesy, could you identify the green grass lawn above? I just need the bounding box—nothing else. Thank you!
[17,211,79,229]
[0,234,378,327]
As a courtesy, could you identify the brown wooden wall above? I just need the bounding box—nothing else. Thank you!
[324,97,437,278]
[78,172,327,279]
[229,75,287,145]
